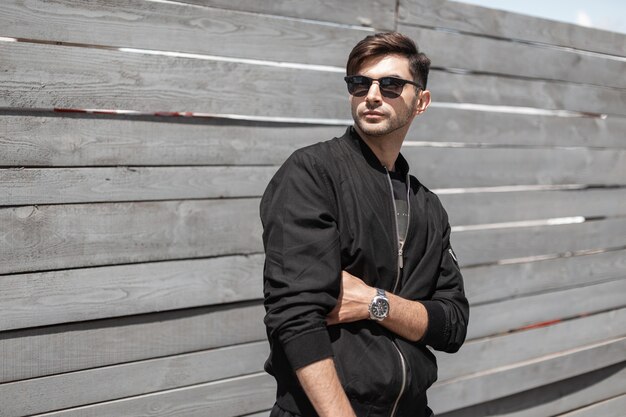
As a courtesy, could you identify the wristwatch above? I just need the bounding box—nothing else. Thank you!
[368,288,390,321]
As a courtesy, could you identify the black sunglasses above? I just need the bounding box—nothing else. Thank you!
[344,75,422,98]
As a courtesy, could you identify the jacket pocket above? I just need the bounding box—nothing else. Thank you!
[395,338,438,396]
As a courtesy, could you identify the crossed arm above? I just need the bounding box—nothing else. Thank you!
[296,271,430,417]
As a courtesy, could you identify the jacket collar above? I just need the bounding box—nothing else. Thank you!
[342,126,410,176]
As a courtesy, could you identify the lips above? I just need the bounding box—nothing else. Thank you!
[363,111,385,118]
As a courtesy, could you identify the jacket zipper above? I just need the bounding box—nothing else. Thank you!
[384,168,410,417]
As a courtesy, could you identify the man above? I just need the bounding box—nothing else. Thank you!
[261,32,469,417]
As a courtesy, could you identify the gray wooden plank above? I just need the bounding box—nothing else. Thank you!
[453,217,626,267]
[0,341,269,416]
[2,111,624,169]
[442,188,626,227]
[0,303,266,383]
[467,278,626,340]
[0,0,367,67]
[178,0,397,29]
[28,372,276,417]
[0,166,278,205]
[398,0,626,57]
[0,254,263,331]
[429,336,626,414]
[439,361,626,417]
[0,198,263,275]
[437,307,626,381]
[240,412,270,417]
[463,249,626,305]
[3,42,626,118]
[400,24,626,89]
[557,393,626,417]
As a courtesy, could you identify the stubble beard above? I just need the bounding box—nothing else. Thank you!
[353,97,419,138]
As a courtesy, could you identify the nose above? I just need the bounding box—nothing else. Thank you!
[365,81,383,104]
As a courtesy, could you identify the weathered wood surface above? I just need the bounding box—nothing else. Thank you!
[0,254,263,331]
[2,151,624,205]
[463,249,626,305]
[178,0,397,29]
[398,0,626,57]
[26,372,275,417]
[0,0,366,67]
[437,307,626,381]
[0,341,269,416]
[439,361,626,417]
[400,25,626,89]
[429,336,626,414]
[0,303,266,383]
[467,278,626,340]
[0,199,262,275]
[3,42,626,117]
[557,393,626,417]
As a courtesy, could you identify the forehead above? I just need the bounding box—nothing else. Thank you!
[356,54,412,79]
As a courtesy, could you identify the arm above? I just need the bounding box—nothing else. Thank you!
[296,358,357,417]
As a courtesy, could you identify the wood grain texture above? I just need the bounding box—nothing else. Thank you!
[557,393,626,417]
[0,0,367,67]
[437,307,626,381]
[452,217,626,267]
[467,278,626,340]
[463,249,626,305]
[178,0,397,29]
[429,336,626,414]
[0,166,277,205]
[398,0,626,57]
[0,254,264,331]
[400,24,626,89]
[0,341,269,416]
[439,361,626,417]
[3,42,626,117]
[26,372,275,417]
[0,198,263,275]
[0,303,266,383]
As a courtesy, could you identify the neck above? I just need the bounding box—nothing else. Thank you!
[354,125,406,171]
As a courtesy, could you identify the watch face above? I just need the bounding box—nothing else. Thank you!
[371,298,389,319]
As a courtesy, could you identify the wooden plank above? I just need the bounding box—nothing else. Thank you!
[437,307,626,381]
[0,198,263,275]
[463,249,626,305]
[400,24,626,89]
[2,111,624,169]
[0,303,266,383]
[453,217,626,267]
[0,0,367,67]
[429,336,626,414]
[439,361,626,417]
[178,0,397,29]
[28,372,276,417]
[557,393,626,417]
[0,341,269,416]
[0,42,349,119]
[398,0,626,57]
[467,278,626,340]
[0,254,264,331]
[0,115,342,167]
[3,42,626,118]
[0,166,277,205]
[442,189,626,227]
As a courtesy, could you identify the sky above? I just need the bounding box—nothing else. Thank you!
[459,0,626,34]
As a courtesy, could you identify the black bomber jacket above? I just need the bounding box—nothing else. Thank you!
[261,127,470,417]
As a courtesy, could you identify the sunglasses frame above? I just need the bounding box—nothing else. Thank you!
[344,75,422,98]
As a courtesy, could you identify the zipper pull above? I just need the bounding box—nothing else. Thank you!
[398,248,403,269]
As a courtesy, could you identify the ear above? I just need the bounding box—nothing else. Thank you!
[414,89,431,116]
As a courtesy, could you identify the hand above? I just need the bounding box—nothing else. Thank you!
[327,271,376,325]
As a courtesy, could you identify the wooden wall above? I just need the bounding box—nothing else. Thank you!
[0,0,624,416]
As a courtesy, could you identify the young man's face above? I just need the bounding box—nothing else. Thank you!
[349,53,429,140]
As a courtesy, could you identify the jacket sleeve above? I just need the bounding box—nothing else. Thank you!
[420,206,470,353]
[260,150,341,371]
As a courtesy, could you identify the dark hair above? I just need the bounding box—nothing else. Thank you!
[346,32,431,89]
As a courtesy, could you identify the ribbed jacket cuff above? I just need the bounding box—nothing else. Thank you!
[283,327,333,370]
[420,300,448,348]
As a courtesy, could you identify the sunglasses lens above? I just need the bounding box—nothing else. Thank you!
[378,78,403,98]
[346,76,371,97]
